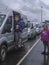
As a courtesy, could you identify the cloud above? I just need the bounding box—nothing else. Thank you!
[39,0,49,10]
[0,0,49,21]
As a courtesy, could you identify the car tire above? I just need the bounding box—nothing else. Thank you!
[0,45,7,62]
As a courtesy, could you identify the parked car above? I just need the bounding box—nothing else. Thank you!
[35,24,43,35]
[27,23,36,39]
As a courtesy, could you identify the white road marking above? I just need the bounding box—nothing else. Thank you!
[16,38,40,65]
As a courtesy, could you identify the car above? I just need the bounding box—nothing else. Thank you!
[27,23,36,39]
[35,24,43,35]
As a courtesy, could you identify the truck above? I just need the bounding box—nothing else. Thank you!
[0,7,29,61]
[0,4,37,61]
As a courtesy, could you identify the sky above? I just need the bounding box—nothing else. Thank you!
[0,0,49,22]
[41,0,49,5]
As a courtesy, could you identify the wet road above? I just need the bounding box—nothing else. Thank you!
[0,36,48,65]
[20,40,49,65]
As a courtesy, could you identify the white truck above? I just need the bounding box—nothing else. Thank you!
[0,8,28,61]
[0,4,37,61]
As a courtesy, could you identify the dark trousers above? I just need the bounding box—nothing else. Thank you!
[15,32,22,45]
[43,41,49,52]
[15,32,19,43]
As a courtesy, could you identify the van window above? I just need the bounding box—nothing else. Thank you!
[2,16,12,33]
[0,14,6,27]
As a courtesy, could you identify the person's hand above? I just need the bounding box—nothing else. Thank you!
[16,25,19,29]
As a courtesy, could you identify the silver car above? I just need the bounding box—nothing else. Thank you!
[35,24,43,34]
[28,23,36,39]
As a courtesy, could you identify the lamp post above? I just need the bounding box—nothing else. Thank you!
[41,6,43,22]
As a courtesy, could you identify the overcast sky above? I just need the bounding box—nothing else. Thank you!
[0,0,49,22]
[41,0,49,5]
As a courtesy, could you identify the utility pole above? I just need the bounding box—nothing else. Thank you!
[41,6,43,22]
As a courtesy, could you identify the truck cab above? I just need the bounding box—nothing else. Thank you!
[0,10,15,61]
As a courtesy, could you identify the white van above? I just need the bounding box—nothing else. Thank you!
[0,8,28,61]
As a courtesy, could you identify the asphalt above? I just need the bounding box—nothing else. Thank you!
[20,40,49,65]
[0,36,47,65]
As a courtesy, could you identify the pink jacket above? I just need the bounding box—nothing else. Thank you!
[41,29,49,42]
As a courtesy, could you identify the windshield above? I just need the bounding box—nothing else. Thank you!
[0,14,6,27]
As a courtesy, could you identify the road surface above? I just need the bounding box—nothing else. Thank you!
[0,36,48,65]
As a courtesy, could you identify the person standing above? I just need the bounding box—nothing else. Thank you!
[20,18,25,30]
[41,24,49,55]
[14,15,22,48]
[18,18,26,47]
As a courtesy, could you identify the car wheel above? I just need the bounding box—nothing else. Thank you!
[0,45,7,61]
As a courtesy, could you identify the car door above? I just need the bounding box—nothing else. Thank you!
[2,16,14,46]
